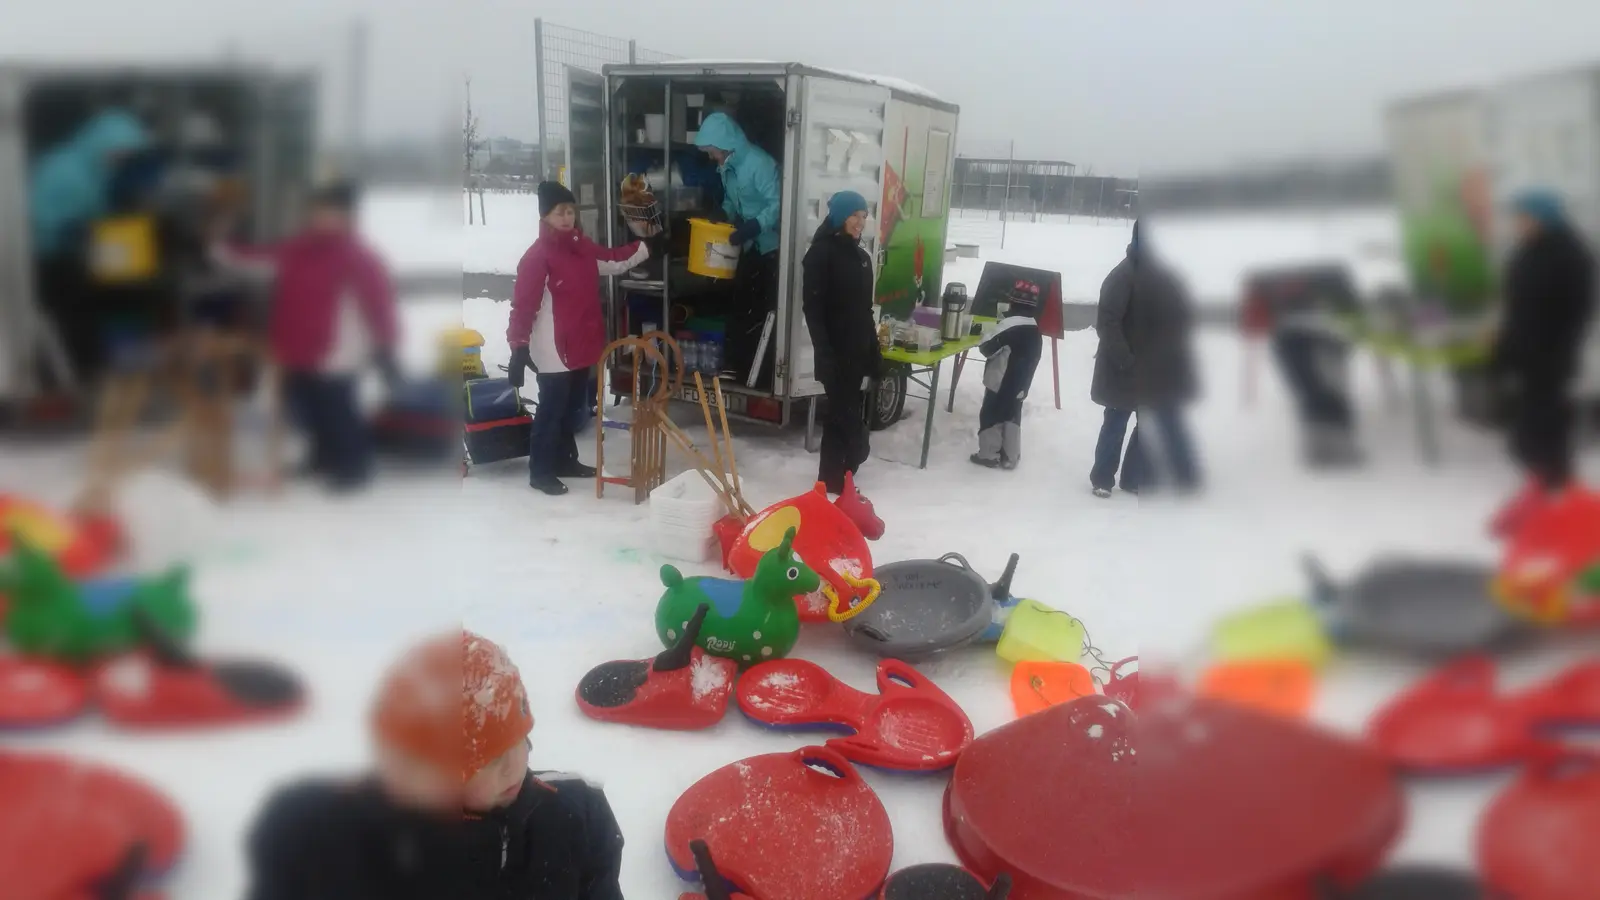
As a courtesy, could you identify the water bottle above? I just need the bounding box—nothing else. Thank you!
[682,340,701,377]
[704,340,723,376]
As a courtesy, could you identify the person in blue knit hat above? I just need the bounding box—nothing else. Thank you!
[802,190,883,495]
[1489,188,1595,535]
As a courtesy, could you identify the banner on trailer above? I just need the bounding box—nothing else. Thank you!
[970,262,1064,339]
[876,104,956,321]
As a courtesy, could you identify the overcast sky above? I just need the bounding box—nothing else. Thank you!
[6,0,1600,174]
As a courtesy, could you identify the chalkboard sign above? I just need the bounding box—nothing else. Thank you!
[970,262,1064,339]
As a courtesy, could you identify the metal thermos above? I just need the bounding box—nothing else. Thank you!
[941,283,968,341]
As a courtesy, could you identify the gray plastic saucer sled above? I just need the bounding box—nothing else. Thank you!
[843,553,1017,661]
[1305,555,1532,657]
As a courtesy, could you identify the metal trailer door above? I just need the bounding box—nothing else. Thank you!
[0,70,32,400]
[782,73,890,399]
[1489,71,1600,258]
[254,73,319,242]
[565,67,609,243]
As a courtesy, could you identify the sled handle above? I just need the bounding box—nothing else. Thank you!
[95,842,149,900]
[655,604,710,672]
[1301,554,1339,607]
[987,873,1013,900]
[992,553,1020,601]
[797,746,861,784]
[939,552,974,571]
[689,840,735,900]
[131,607,200,670]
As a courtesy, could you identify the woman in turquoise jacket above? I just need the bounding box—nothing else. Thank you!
[696,112,782,383]
[27,108,151,380]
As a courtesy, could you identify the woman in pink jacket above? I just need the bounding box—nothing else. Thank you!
[507,182,648,495]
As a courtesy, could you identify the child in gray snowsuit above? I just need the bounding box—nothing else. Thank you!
[971,313,1043,469]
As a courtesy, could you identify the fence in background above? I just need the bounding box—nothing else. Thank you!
[534,20,676,180]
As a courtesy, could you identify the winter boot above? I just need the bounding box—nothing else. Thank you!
[969,454,1002,469]
[529,474,570,496]
[834,471,885,540]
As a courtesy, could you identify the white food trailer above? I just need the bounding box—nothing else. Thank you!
[567,61,959,430]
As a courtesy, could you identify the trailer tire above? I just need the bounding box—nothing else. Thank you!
[869,370,908,432]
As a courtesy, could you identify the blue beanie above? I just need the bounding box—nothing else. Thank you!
[1513,189,1565,227]
[827,190,869,228]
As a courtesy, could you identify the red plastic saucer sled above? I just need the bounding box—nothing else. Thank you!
[738,658,973,771]
[665,746,894,900]
[0,750,184,900]
[577,605,738,730]
[1477,748,1600,900]
[1366,656,1540,772]
[946,692,1403,899]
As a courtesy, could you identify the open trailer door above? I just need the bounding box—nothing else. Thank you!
[564,66,609,243]
[783,72,890,399]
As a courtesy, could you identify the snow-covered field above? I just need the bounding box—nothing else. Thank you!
[2,189,1595,898]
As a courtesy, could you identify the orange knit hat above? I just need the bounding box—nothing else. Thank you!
[371,630,535,781]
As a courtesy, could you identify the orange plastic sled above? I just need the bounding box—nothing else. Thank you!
[1199,660,1316,719]
[1009,660,1096,718]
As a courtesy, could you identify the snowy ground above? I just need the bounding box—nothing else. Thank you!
[3,190,1597,898]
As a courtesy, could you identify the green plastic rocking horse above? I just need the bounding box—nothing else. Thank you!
[655,527,820,666]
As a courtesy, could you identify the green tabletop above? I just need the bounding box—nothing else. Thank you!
[881,333,984,367]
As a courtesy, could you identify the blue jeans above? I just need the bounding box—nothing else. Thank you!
[528,369,590,477]
[1091,406,1200,492]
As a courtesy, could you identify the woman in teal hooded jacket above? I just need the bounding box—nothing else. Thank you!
[27,109,152,381]
[28,109,151,260]
[696,112,783,382]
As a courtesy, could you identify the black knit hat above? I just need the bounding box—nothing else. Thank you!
[538,181,578,218]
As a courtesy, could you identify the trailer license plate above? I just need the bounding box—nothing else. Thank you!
[679,384,745,414]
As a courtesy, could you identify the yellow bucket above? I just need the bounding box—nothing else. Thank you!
[686,218,741,279]
[89,215,159,284]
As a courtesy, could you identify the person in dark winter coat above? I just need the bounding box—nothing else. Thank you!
[507,182,648,496]
[971,307,1043,470]
[804,190,882,495]
[213,181,400,491]
[245,631,625,900]
[1489,189,1596,534]
[1089,220,1202,496]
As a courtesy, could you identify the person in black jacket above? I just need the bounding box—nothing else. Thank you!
[245,631,624,900]
[1490,189,1596,532]
[971,292,1043,469]
[804,190,883,495]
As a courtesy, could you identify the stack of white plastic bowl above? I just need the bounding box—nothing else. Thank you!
[650,470,731,563]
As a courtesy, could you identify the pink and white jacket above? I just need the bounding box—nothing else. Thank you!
[506,222,648,374]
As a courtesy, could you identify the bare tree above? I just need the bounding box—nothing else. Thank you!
[464,75,487,224]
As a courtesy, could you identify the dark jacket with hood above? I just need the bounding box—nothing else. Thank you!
[1091,222,1199,410]
[980,315,1043,423]
[1494,220,1595,387]
[245,771,624,900]
[803,221,881,390]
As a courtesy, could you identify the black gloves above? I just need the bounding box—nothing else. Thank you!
[730,219,760,247]
[507,345,533,388]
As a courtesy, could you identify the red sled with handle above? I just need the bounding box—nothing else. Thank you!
[737,657,973,771]
[576,604,738,730]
